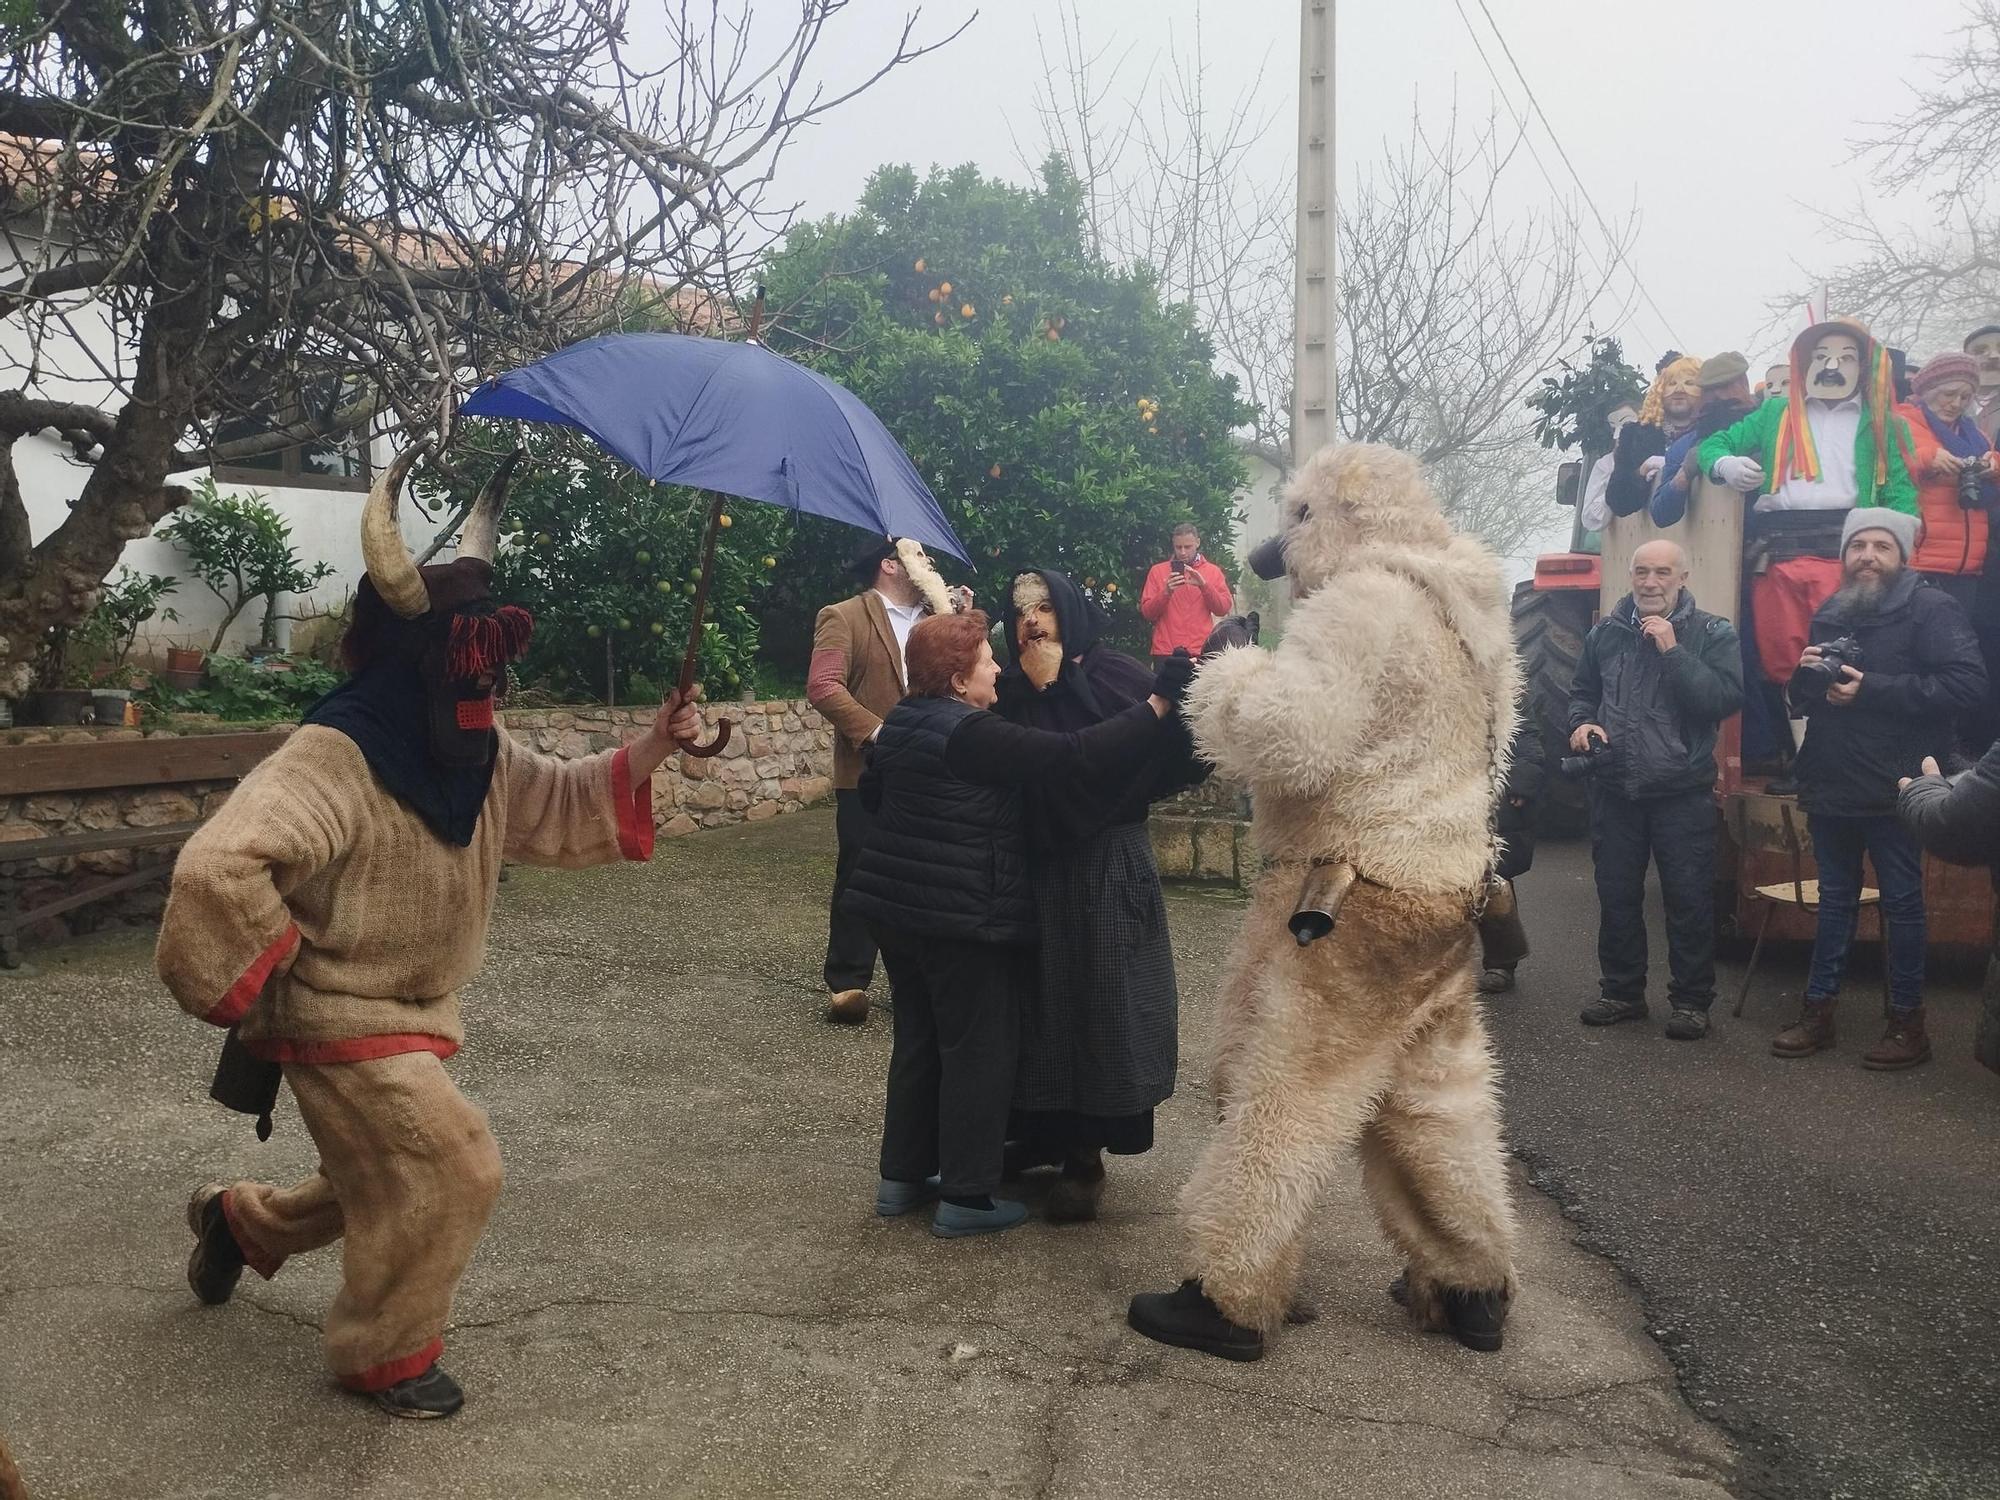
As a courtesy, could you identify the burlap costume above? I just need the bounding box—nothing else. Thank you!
[157,455,655,1395]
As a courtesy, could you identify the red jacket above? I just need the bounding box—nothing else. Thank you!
[1900,401,1999,576]
[1139,556,1233,657]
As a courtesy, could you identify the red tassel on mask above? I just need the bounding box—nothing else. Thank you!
[446,606,535,680]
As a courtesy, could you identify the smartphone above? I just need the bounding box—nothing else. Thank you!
[1171,559,1188,575]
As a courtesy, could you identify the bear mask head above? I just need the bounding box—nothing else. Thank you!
[1248,443,1451,597]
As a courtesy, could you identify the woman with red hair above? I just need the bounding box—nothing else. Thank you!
[842,611,1192,1237]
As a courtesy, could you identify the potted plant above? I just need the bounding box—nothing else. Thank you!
[155,480,334,657]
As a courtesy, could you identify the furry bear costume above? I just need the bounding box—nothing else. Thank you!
[1128,442,1521,1358]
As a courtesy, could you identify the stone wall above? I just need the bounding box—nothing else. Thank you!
[1149,775,1257,889]
[0,725,258,949]
[501,699,833,838]
[0,701,834,953]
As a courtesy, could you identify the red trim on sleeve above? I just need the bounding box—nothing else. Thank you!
[339,1336,446,1393]
[241,1033,460,1066]
[220,1189,286,1280]
[611,745,655,862]
[202,925,301,1028]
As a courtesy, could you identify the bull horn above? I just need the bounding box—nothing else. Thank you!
[360,447,430,619]
[458,448,525,564]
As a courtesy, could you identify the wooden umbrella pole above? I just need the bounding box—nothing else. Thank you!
[676,491,733,758]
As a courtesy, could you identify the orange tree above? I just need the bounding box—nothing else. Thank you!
[456,429,790,704]
[756,158,1251,662]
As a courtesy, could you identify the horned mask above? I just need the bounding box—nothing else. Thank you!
[352,448,534,766]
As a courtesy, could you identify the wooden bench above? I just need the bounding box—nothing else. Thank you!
[0,730,289,968]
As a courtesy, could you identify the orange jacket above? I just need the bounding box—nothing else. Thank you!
[1900,402,1999,575]
[1138,556,1233,656]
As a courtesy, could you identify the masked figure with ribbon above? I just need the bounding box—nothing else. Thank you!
[156,449,704,1419]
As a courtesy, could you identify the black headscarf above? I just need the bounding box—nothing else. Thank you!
[994,568,1203,848]
[301,653,497,848]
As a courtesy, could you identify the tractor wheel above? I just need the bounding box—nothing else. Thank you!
[1512,580,1595,840]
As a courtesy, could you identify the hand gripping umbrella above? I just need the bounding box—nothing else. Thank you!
[460,309,968,756]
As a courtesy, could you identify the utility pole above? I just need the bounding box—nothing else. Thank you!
[1292,0,1335,467]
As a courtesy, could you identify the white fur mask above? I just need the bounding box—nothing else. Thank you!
[894,537,956,617]
[1012,572,1063,690]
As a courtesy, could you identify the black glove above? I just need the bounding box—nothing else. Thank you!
[1200,615,1255,659]
[1152,649,1196,704]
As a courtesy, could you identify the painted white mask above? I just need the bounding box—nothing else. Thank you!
[1806,335,1863,401]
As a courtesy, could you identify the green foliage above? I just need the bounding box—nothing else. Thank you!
[139,653,341,724]
[1527,336,1648,455]
[33,567,180,689]
[758,157,1253,661]
[452,431,790,704]
[154,480,335,652]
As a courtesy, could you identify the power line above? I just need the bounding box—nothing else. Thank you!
[1468,0,1686,350]
[1443,0,1659,353]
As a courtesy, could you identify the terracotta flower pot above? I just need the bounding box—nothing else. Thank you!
[166,646,204,674]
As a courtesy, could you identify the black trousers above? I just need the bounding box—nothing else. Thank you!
[873,926,1025,1200]
[823,788,878,993]
[1591,785,1718,1010]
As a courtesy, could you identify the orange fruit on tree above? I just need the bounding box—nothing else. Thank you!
[939,281,952,295]
[961,304,974,318]
[988,463,1002,478]
[914,258,926,272]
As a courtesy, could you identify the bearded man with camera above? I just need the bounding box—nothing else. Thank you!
[1567,540,1744,1041]
[1772,509,1987,1070]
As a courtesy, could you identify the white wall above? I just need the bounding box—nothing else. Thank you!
[4,210,404,659]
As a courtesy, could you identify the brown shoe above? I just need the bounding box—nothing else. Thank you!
[825,988,869,1024]
[1862,1008,1932,1071]
[1772,997,1836,1058]
[1046,1149,1105,1223]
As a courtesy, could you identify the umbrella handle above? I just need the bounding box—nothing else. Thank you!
[678,492,734,758]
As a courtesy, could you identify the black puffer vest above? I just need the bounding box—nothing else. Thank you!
[840,695,1036,945]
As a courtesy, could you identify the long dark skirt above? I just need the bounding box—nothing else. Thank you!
[1011,821,1177,1155]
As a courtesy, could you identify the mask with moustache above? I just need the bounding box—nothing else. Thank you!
[1012,573,1064,691]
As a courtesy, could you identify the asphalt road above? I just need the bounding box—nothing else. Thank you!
[1495,838,2000,1500]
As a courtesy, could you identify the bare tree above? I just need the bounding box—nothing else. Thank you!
[1780,0,2000,348]
[1021,7,1624,556]
[0,0,964,696]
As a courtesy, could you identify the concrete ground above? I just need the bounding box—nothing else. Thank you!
[1495,841,2000,1500]
[0,808,1736,1500]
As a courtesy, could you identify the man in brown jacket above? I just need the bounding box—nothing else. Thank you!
[807,536,965,1023]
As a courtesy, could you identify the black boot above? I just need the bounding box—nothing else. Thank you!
[373,1363,465,1420]
[1388,1273,1508,1352]
[1127,1279,1264,1362]
[185,1184,245,1306]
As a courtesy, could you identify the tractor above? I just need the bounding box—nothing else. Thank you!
[1511,468,1997,961]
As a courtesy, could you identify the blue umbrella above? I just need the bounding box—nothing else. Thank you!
[459,330,968,561]
[460,326,970,754]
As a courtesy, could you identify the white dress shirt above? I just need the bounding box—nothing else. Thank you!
[1757,397,1861,512]
[875,591,926,675]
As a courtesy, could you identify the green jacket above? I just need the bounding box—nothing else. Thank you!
[1694,397,1917,513]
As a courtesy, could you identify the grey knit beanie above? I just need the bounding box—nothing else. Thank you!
[1840,507,1920,561]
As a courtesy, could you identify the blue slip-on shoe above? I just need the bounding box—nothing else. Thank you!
[875,1176,942,1217]
[930,1198,1029,1239]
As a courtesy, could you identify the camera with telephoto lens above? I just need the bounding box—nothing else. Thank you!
[1559,738,1618,779]
[1790,635,1865,701]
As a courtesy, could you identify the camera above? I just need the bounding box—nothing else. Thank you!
[1959,459,1987,510]
[1790,635,1865,701]
[1559,739,1618,779]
